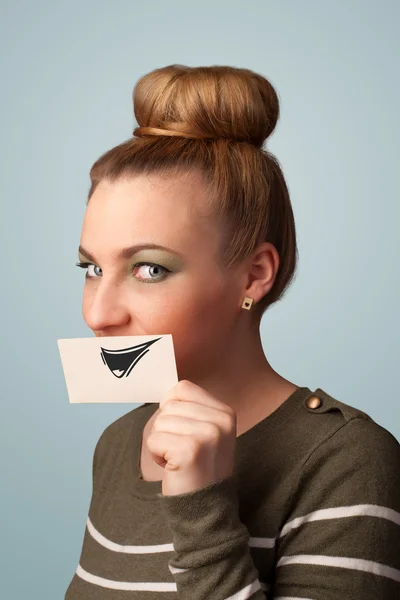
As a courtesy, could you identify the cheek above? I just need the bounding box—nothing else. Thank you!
[147,281,236,363]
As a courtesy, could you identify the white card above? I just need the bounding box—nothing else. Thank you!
[57,334,178,403]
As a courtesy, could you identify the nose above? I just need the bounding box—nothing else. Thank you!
[83,279,130,333]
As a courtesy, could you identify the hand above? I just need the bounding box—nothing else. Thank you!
[146,379,237,496]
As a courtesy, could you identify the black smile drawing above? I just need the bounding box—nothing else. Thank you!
[100,338,161,379]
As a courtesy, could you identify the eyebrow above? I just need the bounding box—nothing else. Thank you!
[78,243,184,263]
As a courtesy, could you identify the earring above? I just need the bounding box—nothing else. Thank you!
[241,297,253,310]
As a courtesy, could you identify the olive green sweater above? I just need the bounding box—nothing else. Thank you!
[65,386,400,599]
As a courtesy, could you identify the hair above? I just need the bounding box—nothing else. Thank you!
[87,64,298,318]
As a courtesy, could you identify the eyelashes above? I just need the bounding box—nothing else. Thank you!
[76,262,100,277]
[75,261,171,283]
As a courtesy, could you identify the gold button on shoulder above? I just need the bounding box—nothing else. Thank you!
[306,395,322,409]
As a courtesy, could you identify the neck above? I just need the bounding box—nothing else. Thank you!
[187,325,299,436]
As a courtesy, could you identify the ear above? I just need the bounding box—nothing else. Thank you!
[243,242,280,305]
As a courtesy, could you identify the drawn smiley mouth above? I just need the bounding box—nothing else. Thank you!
[100,338,161,378]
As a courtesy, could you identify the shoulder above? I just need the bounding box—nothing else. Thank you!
[297,387,400,505]
[287,387,399,470]
[302,386,399,453]
[282,388,400,526]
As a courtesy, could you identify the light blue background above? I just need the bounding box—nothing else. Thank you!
[1,1,399,598]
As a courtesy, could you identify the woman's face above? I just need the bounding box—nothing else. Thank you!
[78,171,246,380]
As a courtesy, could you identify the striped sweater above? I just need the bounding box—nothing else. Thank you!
[64,386,400,599]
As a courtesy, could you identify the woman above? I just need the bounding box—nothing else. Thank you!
[65,65,400,599]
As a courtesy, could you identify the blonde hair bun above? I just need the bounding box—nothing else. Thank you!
[133,64,280,148]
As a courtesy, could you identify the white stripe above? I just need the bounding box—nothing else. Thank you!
[169,565,188,574]
[168,566,270,593]
[280,504,400,537]
[87,517,174,553]
[76,564,177,591]
[77,564,269,597]
[88,503,400,556]
[87,517,276,552]
[277,554,400,583]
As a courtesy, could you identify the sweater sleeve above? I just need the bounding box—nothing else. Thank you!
[157,472,269,599]
[273,417,400,600]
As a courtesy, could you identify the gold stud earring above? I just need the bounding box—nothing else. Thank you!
[241,297,254,310]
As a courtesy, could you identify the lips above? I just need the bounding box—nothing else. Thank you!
[100,338,161,378]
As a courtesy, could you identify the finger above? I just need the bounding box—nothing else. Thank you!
[161,379,232,415]
[160,400,234,433]
[152,414,222,440]
[147,429,217,470]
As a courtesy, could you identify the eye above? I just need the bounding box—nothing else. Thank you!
[133,263,170,283]
[75,262,102,278]
[75,261,170,283]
